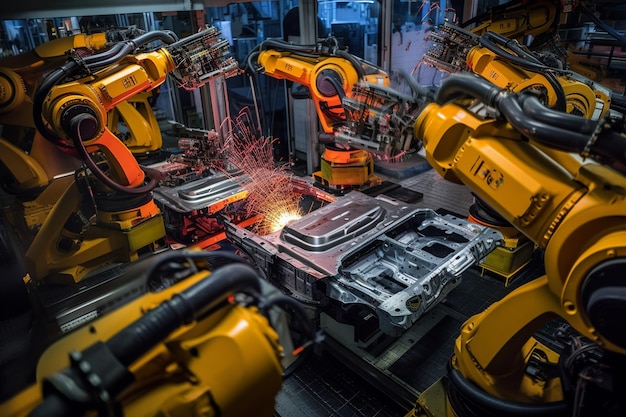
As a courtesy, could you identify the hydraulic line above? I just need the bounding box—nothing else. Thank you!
[447,364,569,417]
[28,262,263,417]
[436,73,626,166]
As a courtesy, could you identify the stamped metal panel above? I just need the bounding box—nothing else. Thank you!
[224,191,503,336]
[153,173,248,213]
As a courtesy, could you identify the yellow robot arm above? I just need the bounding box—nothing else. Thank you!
[250,39,426,160]
[107,91,163,154]
[254,39,389,133]
[466,31,611,119]
[426,23,611,120]
[413,72,626,413]
[34,26,238,191]
[0,254,310,417]
[36,48,174,188]
[0,28,144,127]
[22,27,239,284]
[0,28,155,193]
[461,0,561,40]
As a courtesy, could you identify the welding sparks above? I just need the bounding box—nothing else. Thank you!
[221,109,303,235]
[267,207,302,232]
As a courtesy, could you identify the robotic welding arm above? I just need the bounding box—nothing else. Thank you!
[23,26,239,283]
[1,252,315,417]
[413,71,626,416]
[246,38,427,159]
[32,26,238,193]
[0,28,161,191]
[425,8,612,121]
[0,28,145,128]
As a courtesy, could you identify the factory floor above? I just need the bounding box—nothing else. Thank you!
[0,156,546,416]
[273,159,546,417]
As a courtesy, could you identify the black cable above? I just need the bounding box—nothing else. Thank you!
[496,92,592,152]
[519,94,597,134]
[479,32,567,112]
[435,72,501,106]
[435,73,626,165]
[28,261,263,417]
[578,4,626,45]
[82,42,126,66]
[70,114,158,195]
[447,363,569,416]
[85,30,177,71]
[85,43,136,70]
[129,30,177,49]
[435,73,588,151]
[483,31,545,66]
[335,49,365,79]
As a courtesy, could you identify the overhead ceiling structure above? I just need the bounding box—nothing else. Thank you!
[1,0,245,19]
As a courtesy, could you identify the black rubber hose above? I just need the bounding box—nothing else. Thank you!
[519,94,598,134]
[501,94,626,166]
[435,72,501,106]
[86,30,176,70]
[85,43,136,70]
[246,50,261,74]
[335,49,365,79]
[496,93,592,152]
[162,30,179,42]
[129,30,177,48]
[611,94,626,114]
[70,114,158,195]
[447,364,569,416]
[107,262,261,366]
[437,73,626,166]
[435,73,590,152]
[592,129,626,165]
[479,32,567,112]
[27,393,82,417]
[483,31,545,66]
[82,42,126,65]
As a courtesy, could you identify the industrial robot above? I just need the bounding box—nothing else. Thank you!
[0,28,310,417]
[10,24,236,288]
[245,37,428,191]
[0,27,166,247]
[406,49,626,417]
[397,5,626,413]
[422,1,615,279]
[0,251,313,417]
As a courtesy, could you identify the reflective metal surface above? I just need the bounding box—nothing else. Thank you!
[224,191,503,336]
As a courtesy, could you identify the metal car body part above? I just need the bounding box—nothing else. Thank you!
[224,191,502,337]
